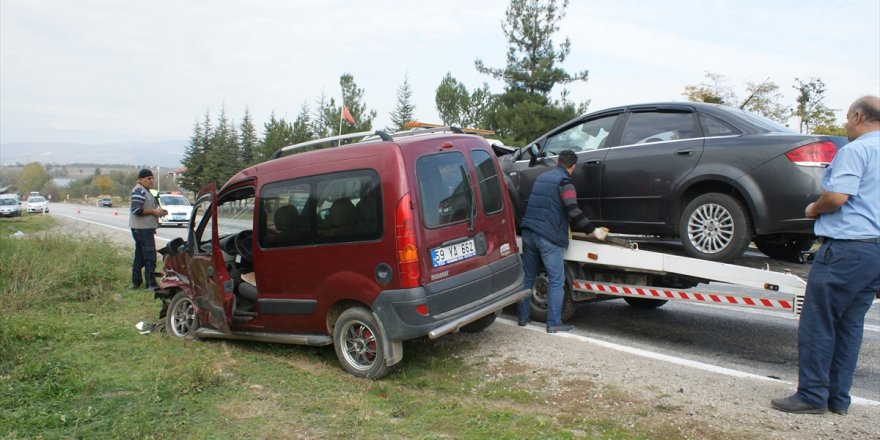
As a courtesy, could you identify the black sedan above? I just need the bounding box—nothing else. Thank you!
[499,102,846,262]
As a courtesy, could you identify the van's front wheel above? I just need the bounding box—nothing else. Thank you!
[333,307,393,379]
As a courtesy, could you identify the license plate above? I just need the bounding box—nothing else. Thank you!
[173,215,184,220]
[430,239,477,267]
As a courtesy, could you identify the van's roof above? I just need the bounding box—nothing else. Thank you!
[223,132,489,190]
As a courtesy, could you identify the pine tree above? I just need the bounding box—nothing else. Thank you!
[322,73,377,143]
[205,106,241,186]
[257,111,297,161]
[292,101,313,144]
[388,73,416,131]
[475,0,587,144]
[179,110,212,192]
[239,106,259,166]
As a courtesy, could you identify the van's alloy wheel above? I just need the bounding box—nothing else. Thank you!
[167,291,200,339]
[333,307,393,379]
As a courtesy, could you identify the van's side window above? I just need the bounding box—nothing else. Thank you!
[259,169,382,248]
[470,149,504,215]
[416,152,473,228]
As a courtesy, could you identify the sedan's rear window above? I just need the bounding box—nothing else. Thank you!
[417,152,473,228]
[621,112,697,145]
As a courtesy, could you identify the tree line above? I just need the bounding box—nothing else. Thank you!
[172,0,845,191]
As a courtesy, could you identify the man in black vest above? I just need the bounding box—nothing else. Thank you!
[517,150,608,333]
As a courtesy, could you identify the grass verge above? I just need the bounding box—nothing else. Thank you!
[1,215,697,439]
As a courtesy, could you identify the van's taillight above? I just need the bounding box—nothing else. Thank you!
[784,141,837,167]
[395,193,420,288]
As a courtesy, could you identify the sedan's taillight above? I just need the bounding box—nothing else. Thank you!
[784,141,837,167]
[395,193,420,288]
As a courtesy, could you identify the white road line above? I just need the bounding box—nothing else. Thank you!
[500,318,880,407]
[681,301,880,333]
[54,213,171,242]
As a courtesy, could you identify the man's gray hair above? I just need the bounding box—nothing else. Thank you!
[853,95,880,123]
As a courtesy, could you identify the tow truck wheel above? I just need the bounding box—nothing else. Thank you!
[460,313,497,333]
[333,307,393,379]
[528,272,576,323]
[623,297,668,309]
[166,292,200,339]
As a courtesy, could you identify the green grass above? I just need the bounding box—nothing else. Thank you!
[0,215,696,439]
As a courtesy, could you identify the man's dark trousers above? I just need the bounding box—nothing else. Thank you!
[131,228,158,289]
[796,239,880,411]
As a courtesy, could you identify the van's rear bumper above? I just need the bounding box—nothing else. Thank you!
[371,254,527,341]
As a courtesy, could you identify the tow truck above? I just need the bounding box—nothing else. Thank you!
[522,233,807,323]
[406,122,810,322]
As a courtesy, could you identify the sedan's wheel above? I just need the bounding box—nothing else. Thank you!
[680,193,752,262]
[166,292,200,339]
[528,272,576,323]
[333,307,393,379]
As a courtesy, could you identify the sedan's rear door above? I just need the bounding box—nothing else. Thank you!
[600,107,704,232]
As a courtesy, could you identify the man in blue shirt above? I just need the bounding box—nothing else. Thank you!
[772,95,880,415]
[517,150,608,333]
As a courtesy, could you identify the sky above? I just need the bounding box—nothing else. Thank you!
[1,0,879,148]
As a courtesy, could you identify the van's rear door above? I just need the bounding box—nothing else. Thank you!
[411,137,519,310]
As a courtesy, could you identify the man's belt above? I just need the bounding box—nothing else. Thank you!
[825,237,880,244]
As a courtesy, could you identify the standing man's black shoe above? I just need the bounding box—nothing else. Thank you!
[546,324,574,333]
[771,395,825,414]
[829,407,848,416]
[517,319,529,327]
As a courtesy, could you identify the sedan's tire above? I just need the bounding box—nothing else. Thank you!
[527,272,576,323]
[679,193,752,262]
[753,234,815,263]
[166,291,200,339]
[333,307,393,379]
[460,313,497,333]
[623,297,668,309]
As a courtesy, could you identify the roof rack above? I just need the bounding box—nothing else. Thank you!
[270,125,478,160]
[271,130,393,159]
[404,121,495,136]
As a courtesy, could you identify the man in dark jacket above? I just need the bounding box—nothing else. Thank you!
[517,150,608,333]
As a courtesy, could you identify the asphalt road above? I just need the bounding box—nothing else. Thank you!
[45,201,880,403]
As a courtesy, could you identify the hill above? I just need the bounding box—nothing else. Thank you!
[0,140,186,168]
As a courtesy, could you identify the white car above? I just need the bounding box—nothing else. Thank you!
[26,196,49,213]
[0,195,22,217]
[158,194,192,227]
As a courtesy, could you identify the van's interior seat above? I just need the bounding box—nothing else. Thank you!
[323,197,357,237]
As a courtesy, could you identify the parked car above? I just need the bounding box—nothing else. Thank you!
[498,102,846,262]
[26,196,49,213]
[157,194,192,227]
[0,194,22,217]
[157,129,527,378]
[98,197,113,208]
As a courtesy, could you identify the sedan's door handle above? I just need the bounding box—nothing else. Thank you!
[583,159,602,165]
[675,148,696,157]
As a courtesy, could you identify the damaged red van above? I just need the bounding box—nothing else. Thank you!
[157,128,527,378]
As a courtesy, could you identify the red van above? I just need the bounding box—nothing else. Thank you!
[157,128,527,378]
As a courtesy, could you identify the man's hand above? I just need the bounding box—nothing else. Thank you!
[592,227,609,241]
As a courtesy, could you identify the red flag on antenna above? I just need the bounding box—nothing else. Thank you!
[341,104,356,125]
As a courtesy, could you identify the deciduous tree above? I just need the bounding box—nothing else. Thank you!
[793,77,836,134]
[16,162,51,195]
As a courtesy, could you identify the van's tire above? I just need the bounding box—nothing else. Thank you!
[679,193,752,263]
[623,297,668,309]
[333,307,393,380]
[753,234,815,263]
[528,272,576,323]
[460,313,497,333]
[166,292,200,339]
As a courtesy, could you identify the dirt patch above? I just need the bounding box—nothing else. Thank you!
[453,321,879,439]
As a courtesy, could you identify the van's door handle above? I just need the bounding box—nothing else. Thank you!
[675,148,696,157]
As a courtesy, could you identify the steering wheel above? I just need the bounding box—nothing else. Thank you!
[234,230,254,261]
